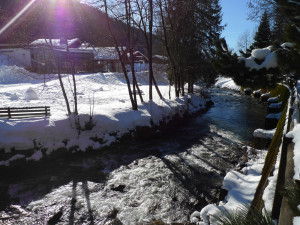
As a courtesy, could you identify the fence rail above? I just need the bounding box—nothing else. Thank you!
[0,106,50,119]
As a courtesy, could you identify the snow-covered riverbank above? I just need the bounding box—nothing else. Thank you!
[214,76,241,91]
[0,64,207,166]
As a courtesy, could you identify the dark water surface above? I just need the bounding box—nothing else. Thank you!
[0,88,267,224]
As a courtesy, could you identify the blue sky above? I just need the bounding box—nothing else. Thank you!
[220,0,258,51]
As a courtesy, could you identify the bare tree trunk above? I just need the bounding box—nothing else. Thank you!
[125,0,143,103]
[66,42,78,115]
[181,75,184,96]
[66,41,81,134]
[47,39,71,116]
[158,0,178,97]
[149,0,163,100]
[103,0,137,110]
[169,82,171,99]
[134,0,162,100]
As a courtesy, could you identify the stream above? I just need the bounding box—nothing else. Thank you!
[0,88,267,224]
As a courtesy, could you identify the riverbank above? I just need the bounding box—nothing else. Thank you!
[191,82,292,225]
[0,65,209,167]
[0,84,269,224]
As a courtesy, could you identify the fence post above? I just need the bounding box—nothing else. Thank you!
[8,107,11,119]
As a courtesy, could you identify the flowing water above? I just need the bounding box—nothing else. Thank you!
[0,88,267,224]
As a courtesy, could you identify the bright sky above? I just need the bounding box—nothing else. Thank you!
[220,0,258,51]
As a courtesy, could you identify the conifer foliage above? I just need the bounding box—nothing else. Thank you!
[157,0,224,96]
[275,0,300,74]
[253,11,272,48]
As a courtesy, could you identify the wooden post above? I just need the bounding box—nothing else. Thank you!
[8,107,11,119]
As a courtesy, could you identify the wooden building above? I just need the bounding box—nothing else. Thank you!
[29,38,97,73]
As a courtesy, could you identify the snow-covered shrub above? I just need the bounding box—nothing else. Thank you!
[213,39,282,88]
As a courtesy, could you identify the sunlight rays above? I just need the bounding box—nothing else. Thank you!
[0,0,37,36]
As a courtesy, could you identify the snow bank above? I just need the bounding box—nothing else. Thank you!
[0,66,206,162]
[214,76,240,91]
[191,147,267,224]
[263,143,281,212]
[25,88,39,100]
[26,150,43,161]
[294,217,300,225]
[253,128,276,139]
[0,65,36,84]
[287,123,300,180]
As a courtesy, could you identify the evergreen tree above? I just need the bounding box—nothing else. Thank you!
[158,0,224,96]
[213,37,280,87]
[271,7,287,42]
[253,11,272,48]
[275,0,300,74]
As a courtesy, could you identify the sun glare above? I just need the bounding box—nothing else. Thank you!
[0,0,37,36]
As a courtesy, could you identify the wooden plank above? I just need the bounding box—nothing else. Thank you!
[8,109,49,113]
[0,106,50,119]
[5,113,50,118]
[0,106,50,110]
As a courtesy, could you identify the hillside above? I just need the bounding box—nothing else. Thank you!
[0,0,147,49]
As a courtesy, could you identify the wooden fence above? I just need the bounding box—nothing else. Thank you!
[0,106,50,119]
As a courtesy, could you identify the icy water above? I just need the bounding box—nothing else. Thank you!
[0,88,267,224]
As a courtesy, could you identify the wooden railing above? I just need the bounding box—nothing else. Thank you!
[0,106,50,119]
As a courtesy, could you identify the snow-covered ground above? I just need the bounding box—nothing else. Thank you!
[190,146,268,224]
[214,76,240,91]
[253,128,276,139]
[0,61,206,165]
[287,81,300,181]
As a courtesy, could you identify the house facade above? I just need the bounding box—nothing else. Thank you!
[0,39,157,74]
[93,47,123,73]
[29,38,97,73]
[0,44,32,68]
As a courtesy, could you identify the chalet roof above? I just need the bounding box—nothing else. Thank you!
[0,44,29,49]
[29,38,81,48]
[92,47,126,60]
[153,55,168,61]
[133,51,149,61]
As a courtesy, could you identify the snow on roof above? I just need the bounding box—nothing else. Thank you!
[153,55,168,60]
[133,51,148,60]
[30,38,80,48]
[93,47,124,60]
